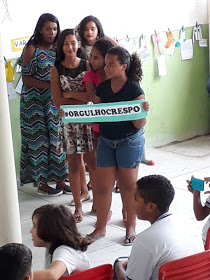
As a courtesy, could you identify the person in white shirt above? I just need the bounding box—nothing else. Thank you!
[187,176,210,244]
[30,204,91,280]
[115,174,203,280]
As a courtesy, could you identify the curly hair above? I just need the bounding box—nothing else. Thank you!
[136,175,175,214]
[93,38,114,58]
[32,204,91,254]
[107,46,143,83]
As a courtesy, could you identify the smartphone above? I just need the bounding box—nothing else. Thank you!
[191,177,204,191]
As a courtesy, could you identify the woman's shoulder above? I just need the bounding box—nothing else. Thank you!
[127,80,144,94]
[98,79,110,88]
[22,44,36,66]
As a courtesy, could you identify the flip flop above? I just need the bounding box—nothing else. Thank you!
[124,235,136,246]
[86,234,105,243]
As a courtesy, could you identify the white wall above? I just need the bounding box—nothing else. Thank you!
[0,0,208,58]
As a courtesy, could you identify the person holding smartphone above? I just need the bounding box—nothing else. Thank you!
[187,176,210,244]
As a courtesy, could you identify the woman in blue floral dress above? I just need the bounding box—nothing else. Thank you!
[20,13,69,196]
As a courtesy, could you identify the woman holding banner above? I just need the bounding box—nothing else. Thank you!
[87,46,149,245]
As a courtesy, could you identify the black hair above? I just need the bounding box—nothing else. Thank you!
[78,15,105,48]
[93,38,114,58]
[32,204,91,254]
[27,13,60,47]
[136,175,175,214]
[55,28,87,65]
[107,46,143,83]
[0,243,32,280]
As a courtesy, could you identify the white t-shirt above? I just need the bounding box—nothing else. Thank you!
[125,213,203,280]
[45,245,91,277]
[202,195,210,243]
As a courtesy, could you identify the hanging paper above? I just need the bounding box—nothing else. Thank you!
[157,55,167,76]
[199,39,208,47]
[181,39,193,60]
[119,35,133,54]
[152,32,167,77]
[192,24,202,44]
[137,35,151,63]
[15,77,23,94]
[165,30,175,56]
[176,27,186,47]
[7,82,17,101]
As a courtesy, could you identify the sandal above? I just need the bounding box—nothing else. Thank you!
[74,212,83,223]
[124,235,136,246]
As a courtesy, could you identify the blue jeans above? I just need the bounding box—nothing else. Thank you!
[97,130,145,168]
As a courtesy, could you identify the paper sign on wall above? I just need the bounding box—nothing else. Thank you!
[181,39,193,60]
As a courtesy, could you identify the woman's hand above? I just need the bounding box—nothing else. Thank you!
[142,100,150,112]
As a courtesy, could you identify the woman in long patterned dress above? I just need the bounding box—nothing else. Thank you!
[20,13,69,196]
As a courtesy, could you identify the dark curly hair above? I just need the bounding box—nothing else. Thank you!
[136,175,175,214]
[32,204,91,254]
[93,38,114,58]
[107,46,143,83]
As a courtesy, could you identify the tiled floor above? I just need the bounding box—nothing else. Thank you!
[18,135,210,270]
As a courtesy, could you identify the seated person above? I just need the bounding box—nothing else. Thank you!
[187,176,210,244]
[0,243,33,280]
[115,174,203,280]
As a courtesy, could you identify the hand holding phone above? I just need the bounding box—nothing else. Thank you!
[191,177,204,191]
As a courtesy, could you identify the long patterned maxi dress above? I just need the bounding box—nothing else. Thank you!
[20,47,68,187]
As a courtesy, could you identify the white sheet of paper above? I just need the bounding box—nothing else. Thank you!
[7,82,17,101]
[138,47,151,62]
[199,39,208,47]
[167,44,175,56]
[15,77,23,94]
[157,55,167,76]
[181,39,193,60]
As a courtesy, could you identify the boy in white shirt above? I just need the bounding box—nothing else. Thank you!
[115,175,203,280]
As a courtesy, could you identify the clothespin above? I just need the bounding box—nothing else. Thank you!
[139,34,144,48]
[193,22,202,43]
[126,34,130,42]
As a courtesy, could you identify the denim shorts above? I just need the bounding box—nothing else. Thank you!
[96,129,145,169]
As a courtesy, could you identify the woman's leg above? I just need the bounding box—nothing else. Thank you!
[118,166,139,240]
[80,157,89,198]
[67,154,83,221]
[88,166,116,238]
[83,150,97,211]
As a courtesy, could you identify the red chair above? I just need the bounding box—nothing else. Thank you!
[62,264,113,280]
[205,227,210,250]
[159,250,210,280]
